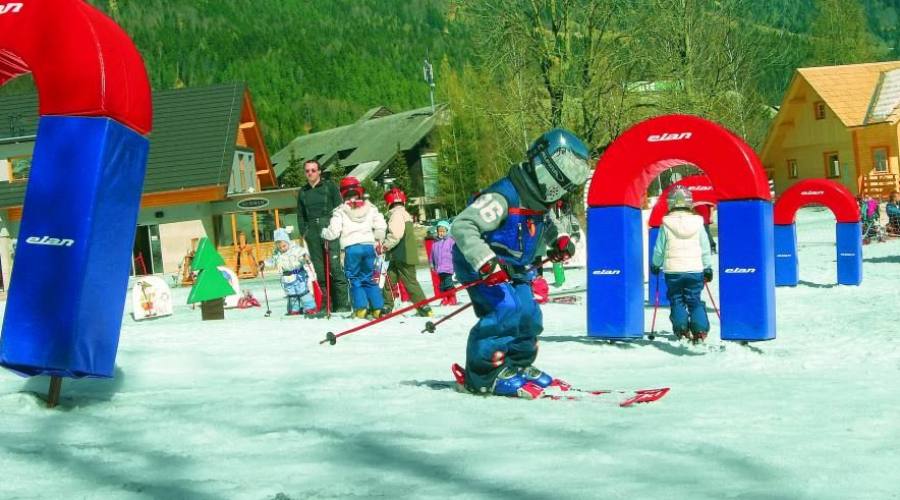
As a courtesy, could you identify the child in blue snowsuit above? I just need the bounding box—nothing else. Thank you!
[650,186,714,343]
[272,228,320,317]
[451,128,590,398]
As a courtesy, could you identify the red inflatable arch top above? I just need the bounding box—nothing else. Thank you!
[648,175,717,227]
[0,0,152,135]
[588,115,770,208]
[773,178,859,225]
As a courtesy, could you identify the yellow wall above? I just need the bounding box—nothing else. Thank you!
[766,80,856,195]
[854,123,899,178]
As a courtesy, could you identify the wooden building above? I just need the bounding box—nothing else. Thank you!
[762,61,900,198]
[0,83,298,277]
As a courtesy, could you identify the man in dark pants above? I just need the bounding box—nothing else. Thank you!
[297,160,350,312]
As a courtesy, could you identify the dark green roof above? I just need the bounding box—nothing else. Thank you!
[0,82,245,208]
[271,104,445,181]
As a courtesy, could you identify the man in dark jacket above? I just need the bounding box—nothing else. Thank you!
[297,160,350,312]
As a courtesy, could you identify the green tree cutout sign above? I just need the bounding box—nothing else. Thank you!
[186,238,234,304]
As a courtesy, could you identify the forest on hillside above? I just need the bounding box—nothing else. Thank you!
[1,0,896,210]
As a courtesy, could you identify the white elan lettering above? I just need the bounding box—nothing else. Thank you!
[26,236,75,247]
[724,267,756,274]
[0,3,23,15]
[647,132,692,143]
[592,269,621,276]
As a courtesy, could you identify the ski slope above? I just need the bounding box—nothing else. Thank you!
[0,207,898,499]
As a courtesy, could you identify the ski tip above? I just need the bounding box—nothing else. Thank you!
[619,387,670,407]
[450,363,466,385]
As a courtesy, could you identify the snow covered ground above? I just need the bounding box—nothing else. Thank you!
[1,207,898,500]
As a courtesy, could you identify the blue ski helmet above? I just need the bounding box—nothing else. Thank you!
[436,220,451,231]
[526,128,591,203]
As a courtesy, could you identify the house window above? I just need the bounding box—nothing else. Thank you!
[8,155,31,182]
[814,101,826,120]
[824,152,840,178]
[787,159,799,179]
[873,147,889,173]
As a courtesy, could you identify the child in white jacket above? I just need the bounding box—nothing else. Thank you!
[272,228,321,317]
[650,186,713,343]
[321,176,387,319]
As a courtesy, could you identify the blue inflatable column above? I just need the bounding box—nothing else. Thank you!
[646,227,670,306]
[587,206,644,339]
[0,116,149,378]
[774,224,799,287]
[717,200,776,341]
[836,222,863,285]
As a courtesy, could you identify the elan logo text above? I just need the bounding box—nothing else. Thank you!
[647,132,692,143]
[26,236,75,247]
[724,267,756,274]
[592,269,621,276]
[0,3,23,15]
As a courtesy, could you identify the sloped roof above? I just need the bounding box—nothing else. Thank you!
[798,61,900,127]
[0,83,247,208]
[271,104,445,180]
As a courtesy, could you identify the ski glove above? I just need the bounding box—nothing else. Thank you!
[547,235,576,263]
[703,268,714,283]
[375,242,384,255]
[650,264,661,275]
[479,258,510,286]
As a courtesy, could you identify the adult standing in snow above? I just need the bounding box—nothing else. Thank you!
[380,187,432,317]
[297,160,350,312]
[321,176,387,319]
[451,128,589,398]
[650,186,714,344]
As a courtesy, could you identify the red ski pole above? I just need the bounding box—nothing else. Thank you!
[422,302,473,334]
[705,282,720,320]
[321,259,549,346]
[648,273,661,340]
[324,240,332,318]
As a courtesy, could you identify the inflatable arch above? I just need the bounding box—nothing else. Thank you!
[0,0,152,378]
[647,175,717,306]
[587,115,775,341]
[773,179,862,286]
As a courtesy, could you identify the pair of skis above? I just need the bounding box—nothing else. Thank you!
[451,364,669,407]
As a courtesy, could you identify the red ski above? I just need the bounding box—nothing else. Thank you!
[451,364,669,406]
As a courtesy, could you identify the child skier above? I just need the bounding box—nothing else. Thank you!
[650,186,714,344]
[430,220,458,306]
[381,187,432,316]
[272,228,321,317]
[887,191,900,235]
[321,176,387,319]
[451,128,590,398]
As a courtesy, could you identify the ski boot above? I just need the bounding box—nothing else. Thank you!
[304,309,326,319]
[451,363,542,399]
[691,331,708,345]
[368,308,383,320]
[416,305,434,318]
[520,365,555,388]
[352,309,368,320]
[674,329,691,341]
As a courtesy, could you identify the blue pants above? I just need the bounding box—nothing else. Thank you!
[282,270,316,314]
[664,272,710,335]
[344,244,384,311]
